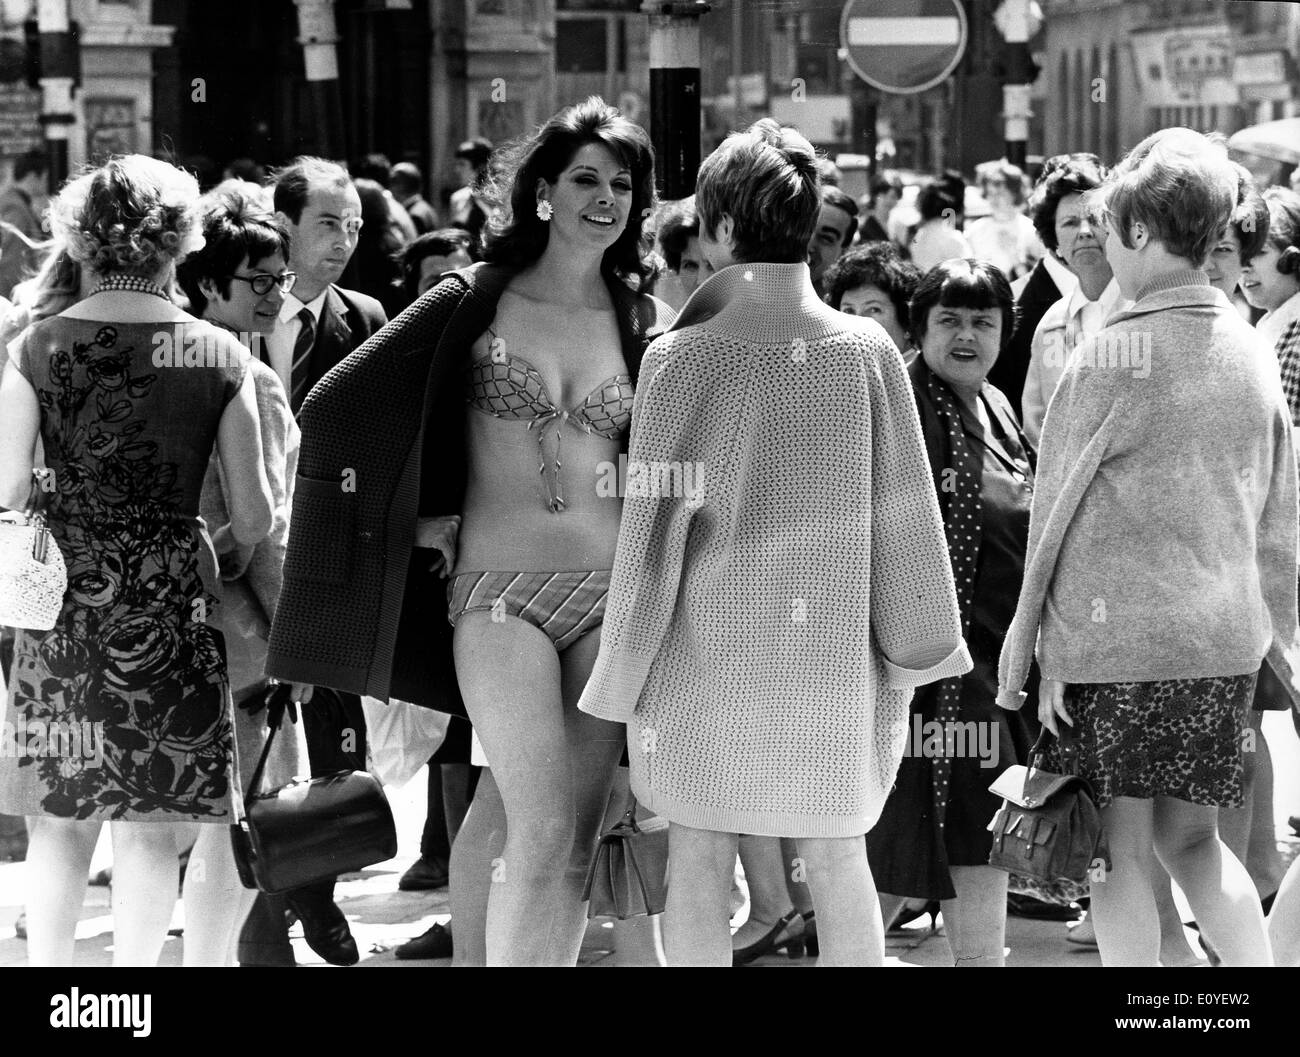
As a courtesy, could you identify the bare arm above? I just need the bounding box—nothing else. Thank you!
[216,368,274,546]
[0,357,39,510]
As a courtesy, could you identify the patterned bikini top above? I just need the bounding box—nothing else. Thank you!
[466,325,635,512]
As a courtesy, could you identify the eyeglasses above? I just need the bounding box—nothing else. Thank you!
[226,271,297,296]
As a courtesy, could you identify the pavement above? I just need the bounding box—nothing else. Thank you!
[2,710,1298,968]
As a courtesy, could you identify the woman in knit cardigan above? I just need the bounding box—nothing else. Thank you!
[578,120,971,967]
[998,128,1300,967]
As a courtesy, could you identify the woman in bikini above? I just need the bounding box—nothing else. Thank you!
[418,98,672,965]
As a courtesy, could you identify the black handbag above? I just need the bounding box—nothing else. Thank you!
[582,796,669,919]
[986,728,1109,886]
[230,686,398,894]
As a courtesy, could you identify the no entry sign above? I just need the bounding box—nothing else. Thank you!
[840,0,969,95]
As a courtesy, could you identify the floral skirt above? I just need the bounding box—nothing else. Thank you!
[0,523,235,823]
[1042,672,1257,810]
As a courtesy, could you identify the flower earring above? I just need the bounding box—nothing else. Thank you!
[536,199,553,222]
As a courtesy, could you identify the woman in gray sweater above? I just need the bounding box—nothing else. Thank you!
[998,128,1299,967]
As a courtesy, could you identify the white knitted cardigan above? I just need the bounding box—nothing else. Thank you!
[577,262,972,837]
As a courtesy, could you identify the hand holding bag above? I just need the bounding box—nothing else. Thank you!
[0,468,67,631]
[987,728,1109,887]
[582,796,669,919]
[230,685,398,894]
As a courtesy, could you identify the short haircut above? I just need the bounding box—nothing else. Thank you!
[909,257,1019,353]
[656,197,700,272]
[975,159,1030,207]
[1227,163,1269,264]
[398,227,471,298]
[456,138,494,172]
[696,118,821,264]
[1101,127,1237,267]
[272,156,352,224]
[391,161,423,193]
[14,148,48,182]
[176,185,291,315]
[917,180,962,223]
[1262,186,1300,255]
[1029,153,1106,251]
[869,172,903,205]
[820,185,859,247]
[823,242,923,326]
[53,154,203,278]
[357,153,393,187]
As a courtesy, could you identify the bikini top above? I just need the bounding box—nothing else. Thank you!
[466,325,635,512]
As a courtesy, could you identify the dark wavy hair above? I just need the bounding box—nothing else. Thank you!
[479,97,657,287]
[823,242,922,327]
[909,258,1019,354]
[1029,152,1106,252]
[176,185,289,315]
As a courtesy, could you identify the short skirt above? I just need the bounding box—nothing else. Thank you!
[1043,672,1257,809]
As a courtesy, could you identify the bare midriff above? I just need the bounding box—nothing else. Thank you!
[452,289,629,574]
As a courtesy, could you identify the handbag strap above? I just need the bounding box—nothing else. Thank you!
[1023,724,1081,801]
[237,684,298,813]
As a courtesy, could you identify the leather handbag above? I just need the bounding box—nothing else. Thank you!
[230,686,398,894]
[986,729,1109,886]
[0,468,67,631]
[582,796,669,919]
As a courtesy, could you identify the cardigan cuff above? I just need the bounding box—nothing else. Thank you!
[576,649,654,724]
[880,640,972,690]
[996,687,1029,710]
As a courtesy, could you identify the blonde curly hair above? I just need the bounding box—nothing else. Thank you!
[50,155,204,278]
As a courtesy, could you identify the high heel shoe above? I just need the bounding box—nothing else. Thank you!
[802,910,818,957]
[886,900,940,935]
[732,908,806,966]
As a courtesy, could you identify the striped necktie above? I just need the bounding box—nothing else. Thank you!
[290,307,315,414]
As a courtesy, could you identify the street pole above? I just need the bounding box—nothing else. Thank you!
[642,1,711,201]
[999,0,1033,168]
[36,0,74,187]
[294,0,347,160]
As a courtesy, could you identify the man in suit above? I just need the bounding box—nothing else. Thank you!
[237,157,387,967]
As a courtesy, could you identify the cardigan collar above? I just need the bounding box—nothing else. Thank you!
[669,261,844,342]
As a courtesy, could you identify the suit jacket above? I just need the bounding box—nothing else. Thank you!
[302,285,387,409]
[266,263,674,714]
[987,257,1062,417]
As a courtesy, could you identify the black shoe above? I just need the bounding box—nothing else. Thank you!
[1006,893,1083,922]
[286,891,359,967]
[887,900,941,935]
[398,856,449,891]
[733,908,806,966]
[394,922,453,960]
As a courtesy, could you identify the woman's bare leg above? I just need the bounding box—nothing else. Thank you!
[733,835,798,947]
[799,835,883,966]
[941,865,1006,966]
[179,821,251,966]
[1267,854,1300,966]
[448,767,505,967]
[109,821,180,967]
[1153,796,1270,966]
[23,816,101,966]
[664,824,737,966]
[1090,797,1160,966]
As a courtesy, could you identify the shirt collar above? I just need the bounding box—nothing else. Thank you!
[1066,276,1123,318]
[1260,290,1300,347]
[1041,252,1079,296]
[280,287,329,324]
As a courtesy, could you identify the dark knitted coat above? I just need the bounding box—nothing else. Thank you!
[265,263,672,715]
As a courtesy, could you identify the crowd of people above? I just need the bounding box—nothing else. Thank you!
[1,96,1300,968]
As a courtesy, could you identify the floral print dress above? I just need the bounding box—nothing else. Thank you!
[0,316,247,822]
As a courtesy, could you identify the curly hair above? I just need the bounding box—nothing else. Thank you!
[655,197,699,272]
[823,242,922,326]
[51,155,203,278]
[175,184,290,316]
[1029,153,1106,252]
[479,97,657,287]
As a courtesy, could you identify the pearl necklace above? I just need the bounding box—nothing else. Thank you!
[90,274,172,301]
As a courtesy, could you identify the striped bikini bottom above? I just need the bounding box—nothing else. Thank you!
[446,570,611,651]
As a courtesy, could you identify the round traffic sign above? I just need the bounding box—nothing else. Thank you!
[840,0,969,95]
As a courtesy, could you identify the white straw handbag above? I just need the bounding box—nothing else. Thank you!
[0,469,67,631]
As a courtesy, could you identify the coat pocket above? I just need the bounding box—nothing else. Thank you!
[284,474,356,586]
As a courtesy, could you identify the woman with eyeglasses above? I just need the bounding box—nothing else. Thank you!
[0,155,273,966]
